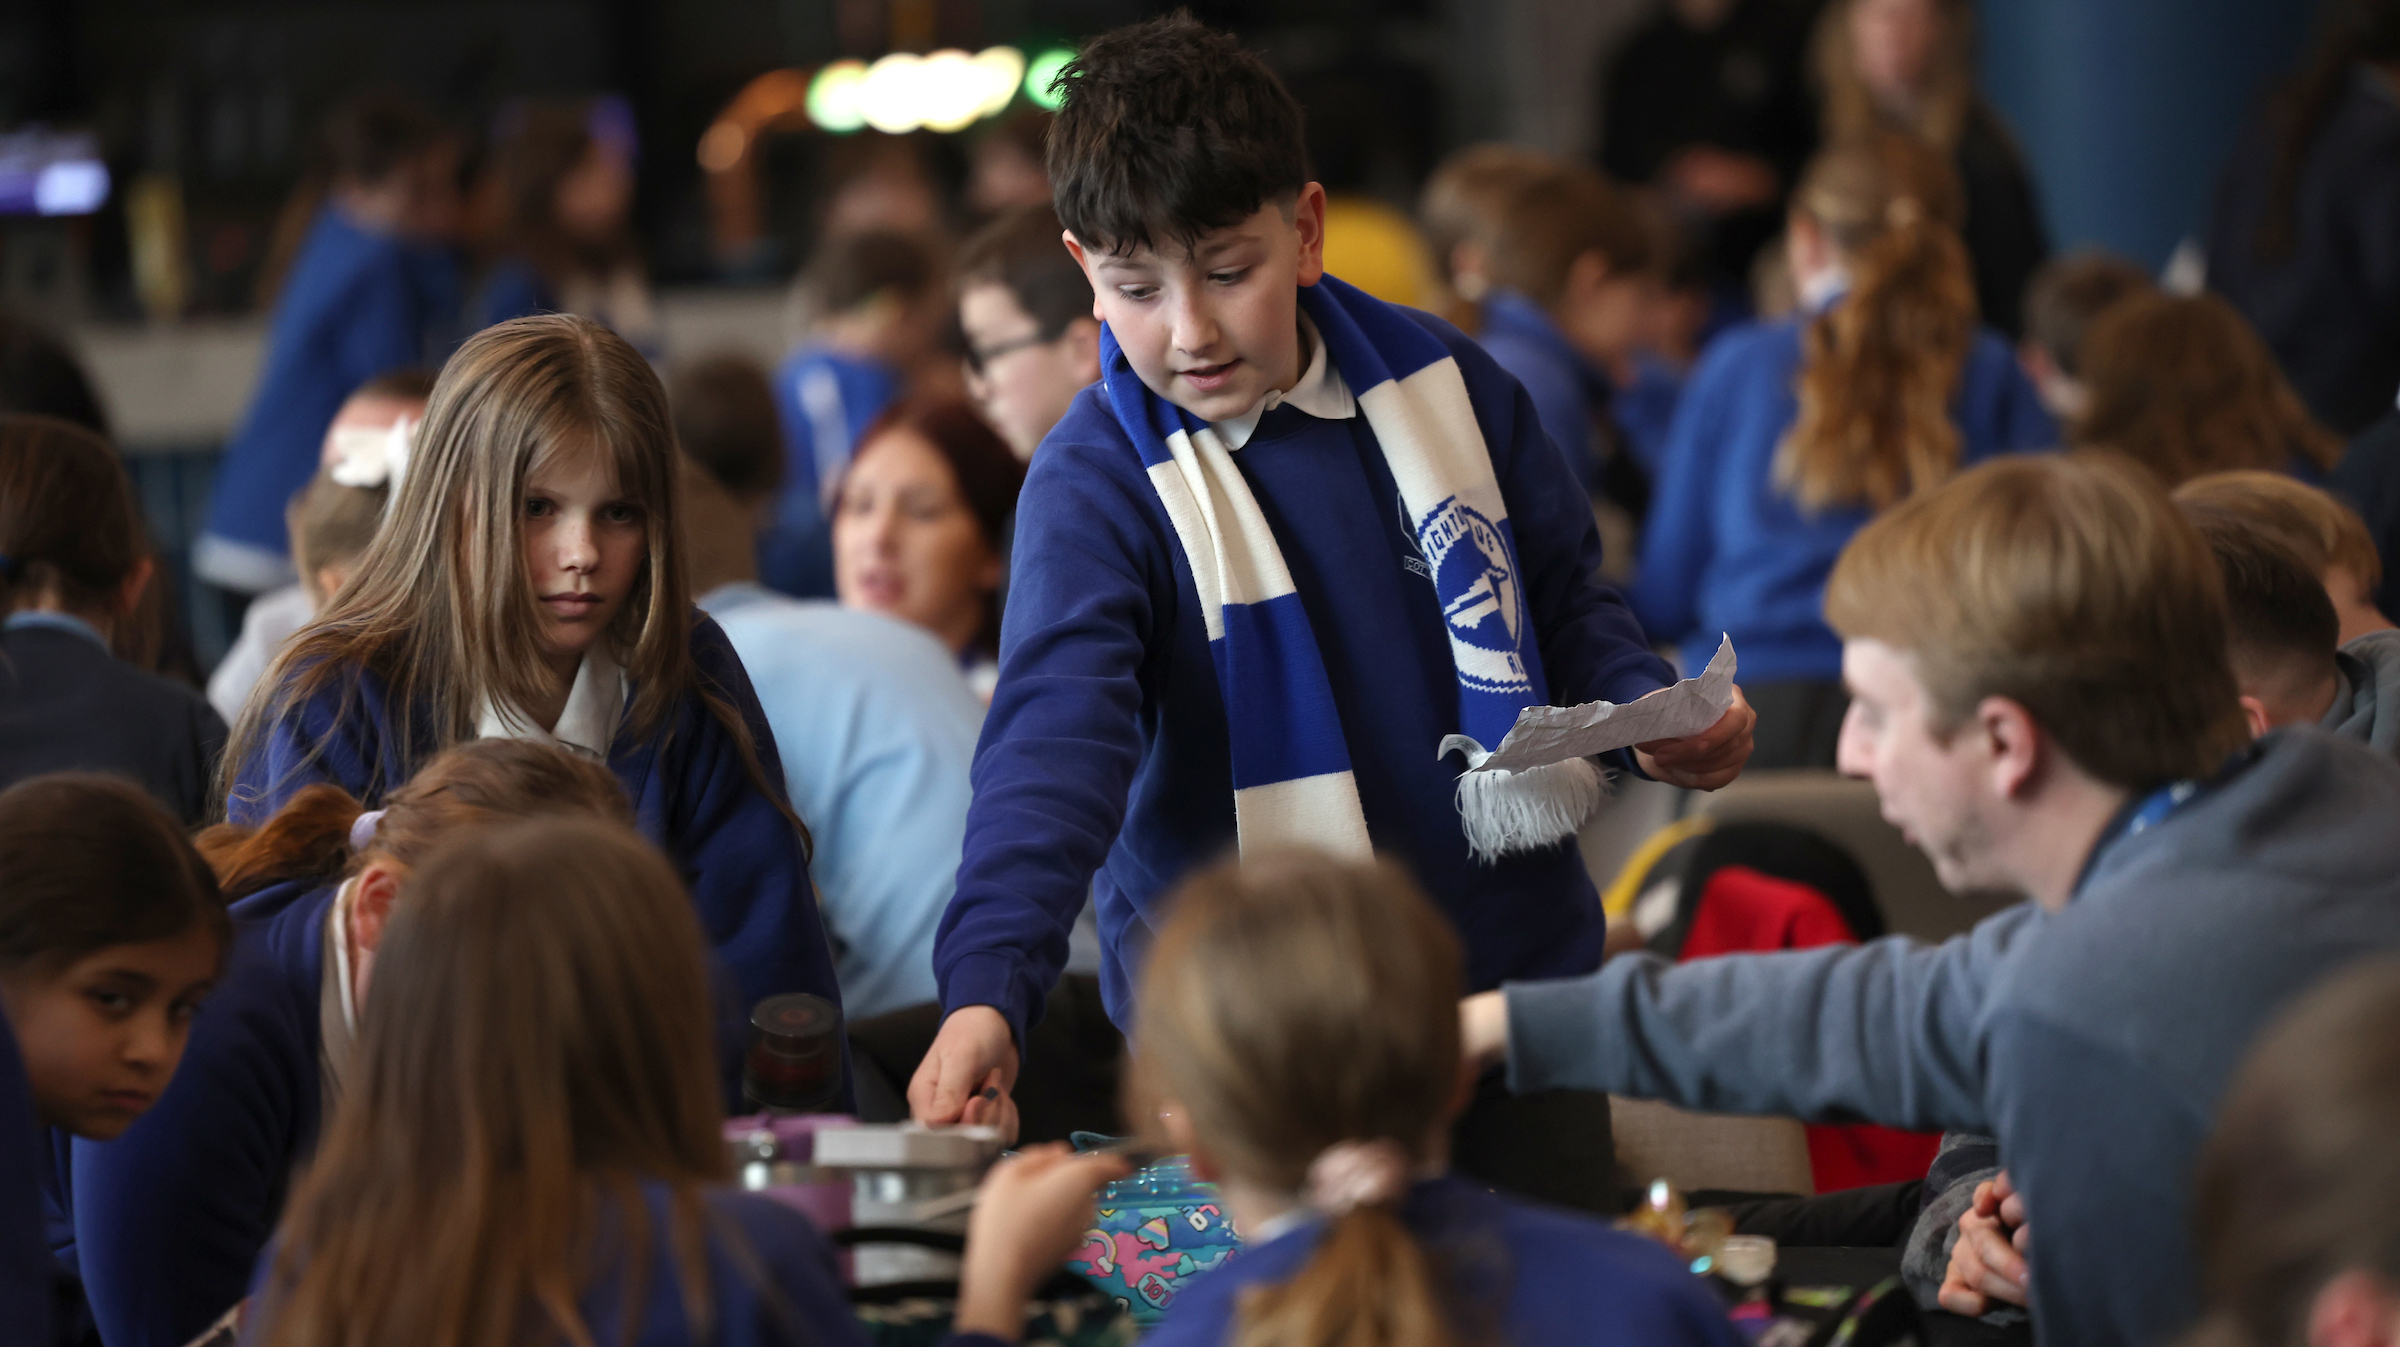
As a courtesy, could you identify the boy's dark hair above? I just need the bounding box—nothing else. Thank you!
[667,354,784,501]
[2182,502,2341,698]
[958,204,1095,342]
[2023,250,2153,377]
[1047,12,1309,255]
[322,89,452,188]
[1483,165,1654,309]
[805,228,943,317]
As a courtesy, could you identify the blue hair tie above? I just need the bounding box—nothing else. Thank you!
[348,809,387,852]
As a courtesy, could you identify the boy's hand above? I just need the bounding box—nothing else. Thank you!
[1938,1171,2032,1317]
[1635,685,1755,790]
[954,1144,1132,1341]
[910,1006,1021,1143]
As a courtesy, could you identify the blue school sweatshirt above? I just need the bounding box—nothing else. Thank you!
[70,879,331,1347]
[199,208,458,590]
[1145,1175,1741,1347]
[0,1005,53,1347]
[1477,290,1613,491]
[245,1181,1011,1347]
[1630,314,2055,681]
[223,615,847,1094]
[935,306,1677,1046]
[1504,728,2400,1347]
[761,346,902,598]
[1616,353,1685,477]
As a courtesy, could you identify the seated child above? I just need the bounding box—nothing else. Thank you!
[73,739,633,1347]
[222,314,844,1102]
[763,228,950,597]
[914,18,1753,1213]
[2073,292,2343,486]
[671,355,986,1019]
[0,773,229,1347]
[1415,143,1555,325]
[1631,130,2052,768]
[246,815,1125,1347]
[1475,163,1658,501]
[2186,954,2400,1347]
[0,414,225,824]
[957,203,1103,461]
[2173,469,2397,644]
[2180,507,2380,746]
[2016,250,2151,425]
[197,91,460,596]
[1133,848,1745,1347]
[207,369,434,723]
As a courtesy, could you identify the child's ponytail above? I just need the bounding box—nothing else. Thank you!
[198,739,636,902]
[195,783,371,901]
[1776,133,1979,513]
[1235,1142,1462,1347]
[1132,852,1479,1347]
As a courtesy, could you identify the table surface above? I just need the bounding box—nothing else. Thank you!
[1773,1246,2032,1347]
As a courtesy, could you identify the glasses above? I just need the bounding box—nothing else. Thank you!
[963,330,1052,376]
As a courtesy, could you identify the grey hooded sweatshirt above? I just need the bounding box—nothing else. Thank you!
[2326,626,2400,758]
[1899,628,2400,1310]
[1505,728,2400,1347]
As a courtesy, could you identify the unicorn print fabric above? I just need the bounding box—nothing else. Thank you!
[1101,274,1602,861]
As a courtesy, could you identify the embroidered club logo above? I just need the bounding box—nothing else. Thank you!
[1418,496,1531,695]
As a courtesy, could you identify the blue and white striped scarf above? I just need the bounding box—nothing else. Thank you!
[1100,274,1601,862]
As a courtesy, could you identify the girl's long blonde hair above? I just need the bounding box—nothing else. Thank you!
[256,817,742,1347]
[223,316,791,844]
[1131,850,1479,1347]
[1776,131,1980,513]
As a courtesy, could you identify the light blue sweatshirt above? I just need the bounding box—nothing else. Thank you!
[698,586,983,1019]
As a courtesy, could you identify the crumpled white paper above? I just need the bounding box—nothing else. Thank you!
[1446,636,1738,773]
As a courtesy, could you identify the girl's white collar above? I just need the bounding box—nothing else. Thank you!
[475,645,627,761]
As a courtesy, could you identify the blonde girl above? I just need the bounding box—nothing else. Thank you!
[1129,849,1743,1347]
[222,314,842,1081]
[1630,130,2054,769]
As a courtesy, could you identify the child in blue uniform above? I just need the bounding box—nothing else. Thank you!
[0,774,230,1346]
[1132,848,1746,1347]
[1474,163,1658,502]
[73,740,630,1347]
[763,229,948,597]
[197,93,461,597]
[0,415,225,824]
[912,15,1754,1206]
[1632,131,2055,768]
[247,815,1125,1347]
[222,315,843,1079]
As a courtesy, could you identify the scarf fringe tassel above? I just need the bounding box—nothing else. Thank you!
[1453,756,1607,864]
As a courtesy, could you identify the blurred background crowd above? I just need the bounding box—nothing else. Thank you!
[0,0,2377,673]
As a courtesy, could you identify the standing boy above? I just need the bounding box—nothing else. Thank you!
[913,14,1752,1206]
